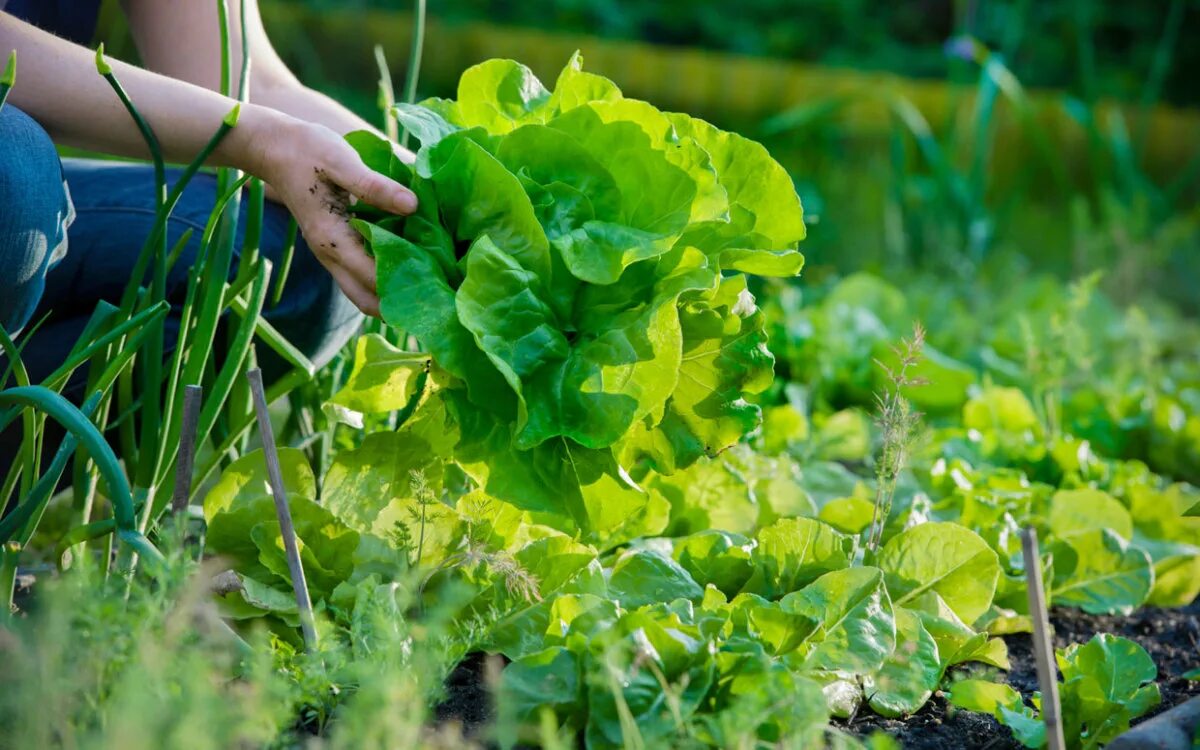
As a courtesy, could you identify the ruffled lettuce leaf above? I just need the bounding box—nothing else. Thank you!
[349,53,805,529]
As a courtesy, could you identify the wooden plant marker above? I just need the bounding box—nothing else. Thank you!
[247,368,319,651]
[1021,527,1066,750]
[170,385,203,515]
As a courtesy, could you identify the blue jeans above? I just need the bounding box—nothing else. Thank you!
[0,104,362,390]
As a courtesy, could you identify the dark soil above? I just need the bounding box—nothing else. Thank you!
[434,652,502,739]
[1006,602,1200,723]
[850,601,1200,749]
[436,603,1200,749]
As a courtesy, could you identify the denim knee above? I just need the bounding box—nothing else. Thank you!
[0,106,73,335]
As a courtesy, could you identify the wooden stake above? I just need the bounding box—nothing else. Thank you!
[1021,527,1066,750]
[170,385,203,514]
[247,368,319,651]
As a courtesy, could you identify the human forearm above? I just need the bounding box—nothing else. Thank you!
[251,72,385,140]
[0,13,273,171]
[1,12,416,316]
[125,0,412,159]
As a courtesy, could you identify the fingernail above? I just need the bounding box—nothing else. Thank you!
[398,189,418,214]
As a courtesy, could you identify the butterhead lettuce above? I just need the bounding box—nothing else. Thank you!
[347,53,805,532]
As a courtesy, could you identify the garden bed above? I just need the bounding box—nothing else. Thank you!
[852,601,1200,749]
[435,602,1200,748]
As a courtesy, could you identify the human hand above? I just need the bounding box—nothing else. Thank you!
[242,109,417,316]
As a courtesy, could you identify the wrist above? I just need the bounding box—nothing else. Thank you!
[213,102,297,178]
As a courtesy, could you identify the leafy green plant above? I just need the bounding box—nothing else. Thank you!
[949,634,1161,749]
[341,52,806,537]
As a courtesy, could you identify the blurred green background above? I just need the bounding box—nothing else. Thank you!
[287,0,1200,107]
[249,0,1199,311]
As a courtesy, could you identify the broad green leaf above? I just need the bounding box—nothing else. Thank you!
[743,517,851,599]
[248,496,360,600]
[202,449,322,588]
[622,276,774,474]
[495,122,683,285]
[203,447,317,522]
[759,403,809,454]
[584,635,715,749]
[1049,529,1153,615]
[582,97,728,227]
[825,273,909,323]
[946,678,1023,715]
[607,549,703,609]
[1058,634,1157,705]
[727,593,817,655]
[1128,483,1200,606]
[907,594,989,672]
[1057,634,1161,745]
[818,496,876,534]
[947,678,1046,747]
[584,604,716,747]
[391,102,460,148]
[666,111,806,262]
[782,566,896,674]
[516,267,690,450]
[1048,488,1133,541]
[494,122,621,221]
[513,535,598,596]
[651,457,758,536]
[345,129,413,185]
[865,608,941,717]
[796,461,866,508]
[737,450,817,524]
[214,573,301,628]
[320,431,455,563]
[455,235,569,415]
[325,334,429,426]
[500,646,583,722]
[546,51,622,113]
[812,408,872,462]
[697,659,828,748]
[447,389,662,539]
[424,132,551,280]
[671,530,755,596]
[963,386,1041,435]
[877,522,1000,625]
[452,58,550,134]
[360,221,514,413]
[717,246,805,277]
[550,104,697,239]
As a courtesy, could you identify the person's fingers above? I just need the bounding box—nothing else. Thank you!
[332,155,417,215]
[300,209,382,317]
[324,217,378,293]
[328,263,381,318]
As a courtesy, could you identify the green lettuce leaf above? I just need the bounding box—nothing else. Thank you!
[781,566,896,674]
[743,517,851,599]
[348,53,804,527]
[877,521,1000,625]
[1049,529,1153,615]
[324,334,429,427]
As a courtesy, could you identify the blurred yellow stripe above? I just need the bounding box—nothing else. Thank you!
[261,2,1200,184]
